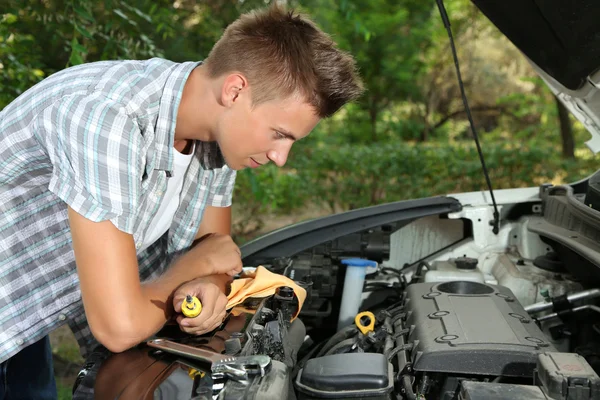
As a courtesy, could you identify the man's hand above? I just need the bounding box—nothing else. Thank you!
[173,277,229,335]
[69,203,238,352]
[188,233,242,277]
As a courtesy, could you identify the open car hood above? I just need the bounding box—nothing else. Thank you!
[471,0,600,153]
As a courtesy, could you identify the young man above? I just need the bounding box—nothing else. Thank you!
[0,4,363,399]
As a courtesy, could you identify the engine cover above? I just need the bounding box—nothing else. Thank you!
[404,281,556,377]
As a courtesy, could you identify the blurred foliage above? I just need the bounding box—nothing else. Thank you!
[235,139,597,216]
[299,0,436,142]
[1,0,599,241]
[0,0,266,106]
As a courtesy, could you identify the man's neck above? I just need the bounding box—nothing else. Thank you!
[174,65,218,144]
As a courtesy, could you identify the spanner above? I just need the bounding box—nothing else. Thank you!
[146,338,271,380]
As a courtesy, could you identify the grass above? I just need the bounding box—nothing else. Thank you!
[58,383,73,400]
[50,326,84,400]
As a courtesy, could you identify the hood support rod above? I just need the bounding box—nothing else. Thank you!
[436,0,500,234]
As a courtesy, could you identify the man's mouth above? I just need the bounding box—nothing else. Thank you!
[249,158,263,168]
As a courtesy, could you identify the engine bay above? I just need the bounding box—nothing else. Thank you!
[72,184,600,400]
[238,187,600,400]
[269,261,600,400]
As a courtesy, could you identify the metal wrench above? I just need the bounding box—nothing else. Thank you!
[146,338,271,380]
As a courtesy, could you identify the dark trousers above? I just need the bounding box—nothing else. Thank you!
[0,336,57,400]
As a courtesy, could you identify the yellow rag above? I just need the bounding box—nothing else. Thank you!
[226,266,307,319]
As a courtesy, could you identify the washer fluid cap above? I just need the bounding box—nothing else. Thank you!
[342,258,377,268]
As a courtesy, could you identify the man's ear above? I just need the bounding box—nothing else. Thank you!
[221,73,249,107]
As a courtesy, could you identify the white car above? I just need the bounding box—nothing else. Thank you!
[73,1,600,399]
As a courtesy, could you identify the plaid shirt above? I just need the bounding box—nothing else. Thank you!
[0,58,236,362]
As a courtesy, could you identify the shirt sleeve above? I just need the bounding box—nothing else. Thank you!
[207,166,237,207]
[39,93,143,234]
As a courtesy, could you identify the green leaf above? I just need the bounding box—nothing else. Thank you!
[130,6,153,23]
[75,24,93,39]
[113,9,138,27]
[73,42,88,54]
[2,14,18,24]
[113,9,128,20]
[74,6,94,22]
[69,49,84,65]
[70,37,87,56]
[119,1,152,22]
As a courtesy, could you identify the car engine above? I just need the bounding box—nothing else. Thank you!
[72,187,600,400]
[241,192,600,400]
[198,251,599,400]
[279,267,599,400]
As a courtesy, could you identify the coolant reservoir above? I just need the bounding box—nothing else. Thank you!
[337,258,377,331]
[424,257,485,283]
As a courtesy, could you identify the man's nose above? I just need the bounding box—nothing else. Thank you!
[267,143,292,167]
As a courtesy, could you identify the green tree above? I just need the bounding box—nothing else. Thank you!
[300,0,437,143]
[1,0,172,108]
[0,0,275,110]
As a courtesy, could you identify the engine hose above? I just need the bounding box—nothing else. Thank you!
[387,343,413,362]
[324,338,358,356]
[386,303,405,316]
[292,341,326,378]
[402,375,417,400]
[410,261,430,283]
[417,374,431,396]
[383,316,394,357]
[315,324,358,358]
[391,312,407,325]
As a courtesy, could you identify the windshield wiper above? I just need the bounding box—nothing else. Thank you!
[436,0,500,235]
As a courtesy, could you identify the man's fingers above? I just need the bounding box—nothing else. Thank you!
[173,277,230,335]
[227,261,243,276]
[187,310,227,335]
[177,315,212,334]
[176,292,228,335]
[173,279,212,310]
[177,311,225,335]
[172,285,199,310]
[204,310,227,330]
[175,286,223,332]
[173,296,185,311]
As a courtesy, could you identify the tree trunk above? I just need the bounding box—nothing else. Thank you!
[555,96,575,159]
[369,104,378,141]
[420,125,429,142]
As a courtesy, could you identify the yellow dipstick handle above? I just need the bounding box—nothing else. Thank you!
[182,294,202,318]
[188,368,206,379]
[355,311,375,335]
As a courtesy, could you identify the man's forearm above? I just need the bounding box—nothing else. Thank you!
[129,255,231,346]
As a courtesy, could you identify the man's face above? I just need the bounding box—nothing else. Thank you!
[215,91,320,170]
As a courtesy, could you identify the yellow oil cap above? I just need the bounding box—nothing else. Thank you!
[182,295,202,318]
[355,311,375,335]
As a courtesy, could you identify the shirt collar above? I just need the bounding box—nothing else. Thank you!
[196,140,226,169]
[154,60,203,172]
